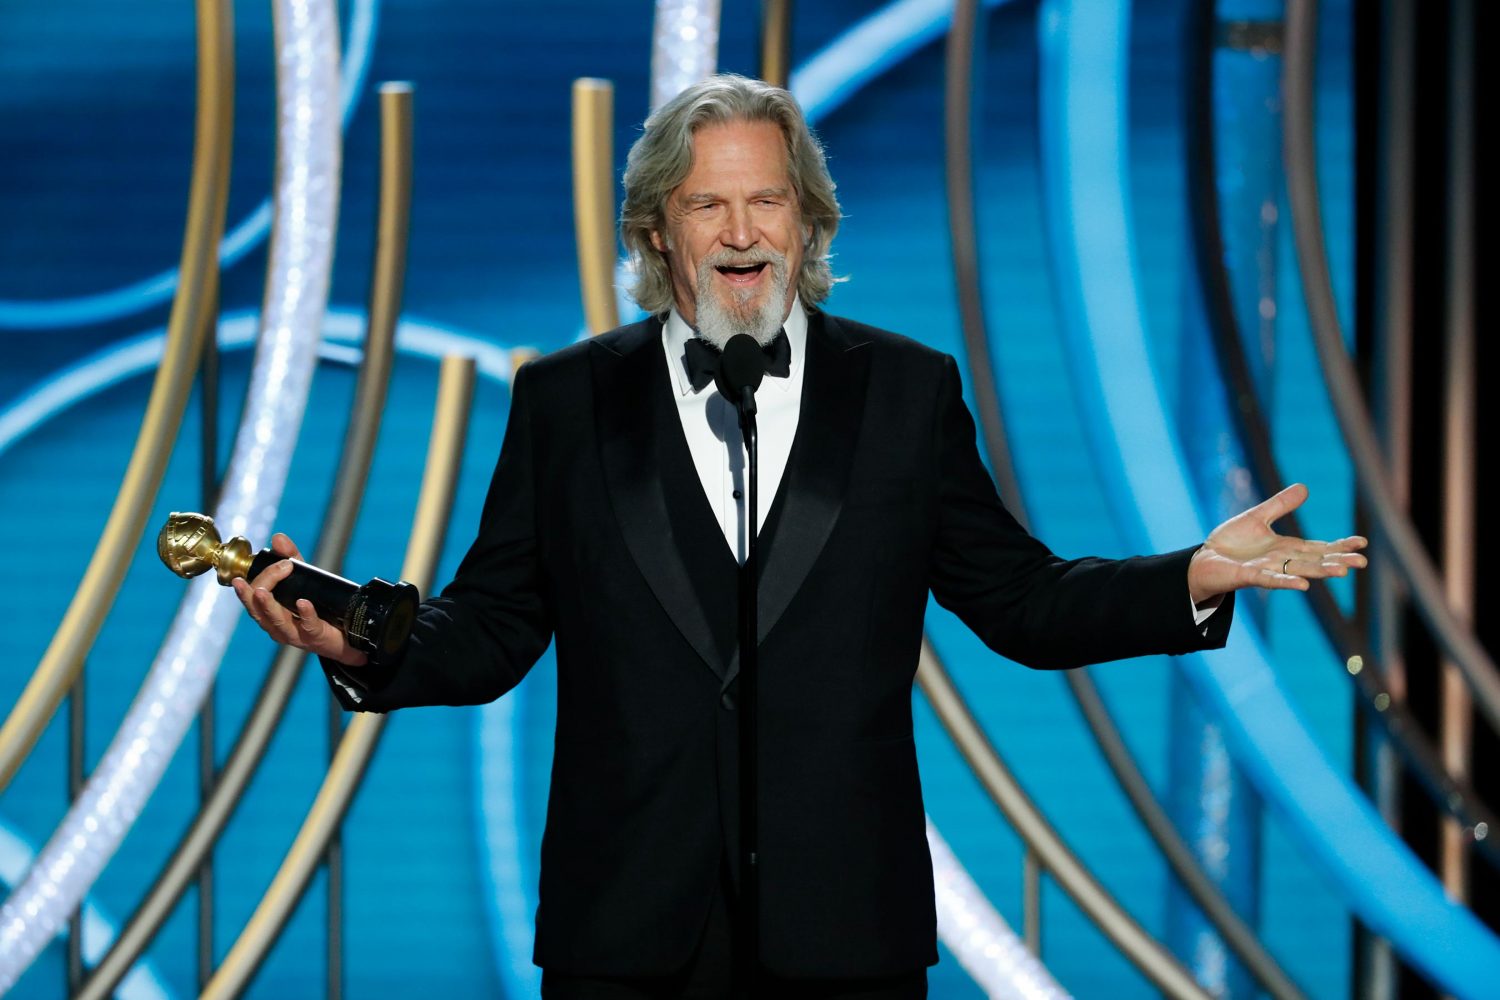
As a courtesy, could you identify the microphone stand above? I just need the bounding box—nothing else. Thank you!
[735,384,759,999]
[714,332,769,996]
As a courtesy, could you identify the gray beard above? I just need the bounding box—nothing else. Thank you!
[691,249,789,350]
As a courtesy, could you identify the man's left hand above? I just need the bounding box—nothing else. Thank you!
[1187,483,1368,606]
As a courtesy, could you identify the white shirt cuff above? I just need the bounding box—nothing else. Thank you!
[1191,593,1224,634]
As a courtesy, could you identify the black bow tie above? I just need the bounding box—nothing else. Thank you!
[681,329,791,393]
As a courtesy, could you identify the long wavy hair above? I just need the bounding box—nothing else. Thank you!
[620,74,843,316]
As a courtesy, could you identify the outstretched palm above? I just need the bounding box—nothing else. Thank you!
[1187,483,1368,606]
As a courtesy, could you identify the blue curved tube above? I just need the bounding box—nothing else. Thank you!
[0,0,379,331]
[1034,2,1500,995]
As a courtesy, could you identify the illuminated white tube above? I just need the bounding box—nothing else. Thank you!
[0,0,341,987]
[928,817,1072,999]
[651,0,721,110]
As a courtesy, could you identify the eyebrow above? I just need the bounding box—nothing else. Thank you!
[680,187,791,204]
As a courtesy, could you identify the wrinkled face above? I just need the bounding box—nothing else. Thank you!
[650,119,807,345]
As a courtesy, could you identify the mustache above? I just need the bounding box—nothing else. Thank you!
[699,247,786,270]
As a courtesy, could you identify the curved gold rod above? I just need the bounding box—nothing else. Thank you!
[1182,0,1500,866]
[201,355,476,1000]
[758,0,792,87]
[1283,0,1500,737]
[942,3,1306,991]
[943,0,1026,516]
[0,0,234,794]
[1062,671,1307,998]
[572,78,619,336]
[325,80,415,1000]
[1438,0,1476,901]
[323,82,414,555]
[917,642,1211,1000]
[75,82,414,1000]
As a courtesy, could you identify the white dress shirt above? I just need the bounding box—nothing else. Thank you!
[332,301,1215,708]
[662,297,807,564]
[661,298,1219,629]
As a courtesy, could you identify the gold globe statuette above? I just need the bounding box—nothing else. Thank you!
[157,512,420,665]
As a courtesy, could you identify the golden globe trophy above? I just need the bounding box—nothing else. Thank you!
[157,511,419,666]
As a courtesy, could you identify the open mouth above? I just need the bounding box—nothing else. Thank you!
[714,262,768,284]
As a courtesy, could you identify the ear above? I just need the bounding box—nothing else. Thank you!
[650,229,667,253]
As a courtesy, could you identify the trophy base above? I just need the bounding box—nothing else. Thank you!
[343,578,419,667]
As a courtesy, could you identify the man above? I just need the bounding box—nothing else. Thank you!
[236,75,1366,998]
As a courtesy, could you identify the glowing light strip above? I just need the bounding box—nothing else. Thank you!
[0,822,173,1000]
[478,697,540,1000]
[0,0,341,985]
[0,1,1051,992]
[650,0,721,111]
[1035,1,1500,994]
[0,0,378,331]
[790,0,1013,125]
[0,311,521,463]
[0,304,524,992]
[927,818,1071,1000]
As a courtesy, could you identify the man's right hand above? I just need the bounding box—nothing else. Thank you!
[231,533,370,668]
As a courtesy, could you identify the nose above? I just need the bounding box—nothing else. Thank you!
[720,202,755,250]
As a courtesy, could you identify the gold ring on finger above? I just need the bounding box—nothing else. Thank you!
[1282,558,1291,575]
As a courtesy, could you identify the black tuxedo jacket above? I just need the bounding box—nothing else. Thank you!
[325,311,1232,979]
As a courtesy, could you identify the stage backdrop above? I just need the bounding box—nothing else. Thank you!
[0,1,1355,997]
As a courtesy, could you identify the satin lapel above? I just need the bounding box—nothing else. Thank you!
[594,321,725,680]
[723,312,870,691]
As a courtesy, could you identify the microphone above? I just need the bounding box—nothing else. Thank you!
[714,334,768,417]
[712,332,766,983]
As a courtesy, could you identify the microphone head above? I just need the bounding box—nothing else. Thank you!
[715,334,767,402]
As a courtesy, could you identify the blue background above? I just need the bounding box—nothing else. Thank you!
[0,1,1358,996]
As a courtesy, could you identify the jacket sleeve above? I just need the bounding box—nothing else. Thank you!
[323,361,555,711]
[926,354,1232,669]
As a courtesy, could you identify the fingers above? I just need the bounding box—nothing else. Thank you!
[1253,564,1310,591]
[270,532,303,561]
[246,555,296,592]
[232,577,275,635]
[232,577,328,650]
[232,577,256,617]
[1239,552,1353,592]
[253,586,299,644]
[1215,521,1368,594]
[1288,535,1369,555]
[292,599,326,641]
[1279,553,1366,579]
[1248,549,1367,593]
[1249,482,1309,526]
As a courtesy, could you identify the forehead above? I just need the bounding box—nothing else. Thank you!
[673,119,792,195]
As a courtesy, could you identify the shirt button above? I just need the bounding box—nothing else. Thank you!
[721,692,737,711]
[732,490,743,500]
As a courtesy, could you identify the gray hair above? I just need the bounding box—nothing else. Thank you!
[620,74,843,316]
